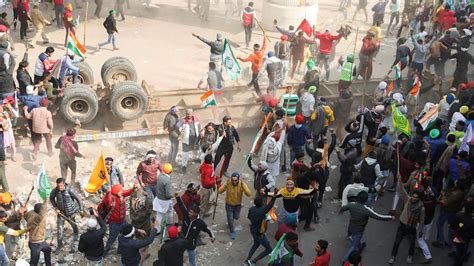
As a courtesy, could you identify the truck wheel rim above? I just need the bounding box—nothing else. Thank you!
[70,99,89,116]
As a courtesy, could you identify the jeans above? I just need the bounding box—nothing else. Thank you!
[57,214,79,249]
[366,191,376,207]
[247,232,273,262]
[417,222,433,259]
[0,245,8,266]
[248,72,261,95]
[54,5,64,27]
[412,61,424,74]
[168,137,179,163]
[289,145,304,166]
[105,222,126,252]
[99,33,116,49]
[342,231,363,261]
[386,11,400,33]
[87,258,104,266]
[29,241,52,266]
[316,53,330,80]
[244,25,253,47]
[436,211,456,246]
[391,222,416,257]
[187,249,196,266]
[226,204,242,233]
[143,186,156,200]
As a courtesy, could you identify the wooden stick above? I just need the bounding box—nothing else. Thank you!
[83,1,89,46]
[24,185,35,206]
[255,19,271,44]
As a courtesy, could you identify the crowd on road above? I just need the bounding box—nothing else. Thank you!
[0,0,471,266]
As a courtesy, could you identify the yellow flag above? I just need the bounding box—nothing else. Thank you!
[85,153,109,193]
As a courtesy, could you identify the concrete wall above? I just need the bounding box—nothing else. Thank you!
[261,0,319,31]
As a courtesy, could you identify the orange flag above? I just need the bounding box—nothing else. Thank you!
[386,81,394,97]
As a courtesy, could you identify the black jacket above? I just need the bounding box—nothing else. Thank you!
[49,185,83,217]
[103,15,117,34]
[156,237,190,266]
[176,196,213,250]
[248,197,276,235]
[340,202,392,233]
[0,49,16,94]
[78,217,106,259]
[16,52,32,95]
[118,228,157,266]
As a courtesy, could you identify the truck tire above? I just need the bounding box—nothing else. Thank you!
[101,57,137,87]
[109,81,148,121]
[60,84,99,124]
[77,61,94,85]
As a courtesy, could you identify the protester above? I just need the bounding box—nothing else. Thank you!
[78,211,106,265]
[192,33,224,69]
[214,116,240,178]
[24,198,52,266]
[199,154,216,217]
[55,128,83,186]
[23,97,53,160]
[100,183,137,255]
[153,163,173,235]
[155,226,190,266]
[237,33,268,95]
[163,106,181,164]
[49,177,83,254]
[240,1,256,49]
[176,194,215,266]
[33,46,56,84]
[173,183,201,222]
[314,29,342,81]
[29,3,50,48]
[246,191,278,266]
[178,109,200,174]
[136,150,162,200]
[130,190,153,261]
[102,157,124,191]
[218,172,252,240]
[98,10,119,51]
[247,154,275,196]
[310,239,331,266]
[118,223,157,266]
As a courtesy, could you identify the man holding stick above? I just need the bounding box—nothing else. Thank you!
[237,30,267,96]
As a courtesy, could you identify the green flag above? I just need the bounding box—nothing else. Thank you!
[222,39,241,80]
[392,102,411,136]
[268,233,294,265]
[36,163,50,200]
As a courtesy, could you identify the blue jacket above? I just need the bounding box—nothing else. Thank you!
[287,124,311,146]
[448,159,470,183]
[18,94,46,112]
[118,228,157,266]
[423,134,447,161]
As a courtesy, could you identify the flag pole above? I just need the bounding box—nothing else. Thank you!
[255,19,271,44]
[83,0,89,46]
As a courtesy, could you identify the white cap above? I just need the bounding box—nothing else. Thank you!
[26,85,35,95]
[86,218,98,229]
[378,81,387,90]
[463,28,472,36]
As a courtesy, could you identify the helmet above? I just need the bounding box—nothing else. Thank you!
[346,54,354,63]
[162,163,173,174]
[0,192,11,205]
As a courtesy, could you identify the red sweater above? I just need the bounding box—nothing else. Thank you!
[200,163,216,189]
[315,32,342,55]
[173,190,201,220]
[99,188,133,224]
[311,251,331,266]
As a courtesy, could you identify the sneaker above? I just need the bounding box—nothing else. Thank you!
[246,260,255,266]
[406,256,413,264]
[113,47,120,51]
[421,258,433,264]
[316,202,322,208]
[346,235,352,241]
[230,231,236,240]
[388,256,395,264]
[313,216,320,223]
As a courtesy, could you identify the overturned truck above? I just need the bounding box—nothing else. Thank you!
[49,56,447,143]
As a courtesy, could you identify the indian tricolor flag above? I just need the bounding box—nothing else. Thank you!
[200,90,217,108]
[393,62,402,79]
[409,74,421,98]
[386,81,394,97]
[418,105,438,130]
[67,32,87,58]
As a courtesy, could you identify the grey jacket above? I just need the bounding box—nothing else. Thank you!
[156,173,173,201]
[163,112,180,139]
[49,185,83,217]
[340,202,392,233]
